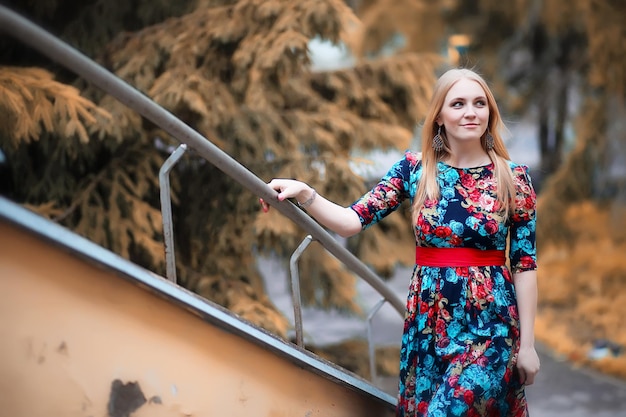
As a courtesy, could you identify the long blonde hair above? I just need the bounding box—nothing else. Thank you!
[412,69,516,221]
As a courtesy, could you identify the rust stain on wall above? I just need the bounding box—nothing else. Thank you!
[108,380,146,417]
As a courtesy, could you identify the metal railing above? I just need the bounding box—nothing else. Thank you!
[0,5,405,382]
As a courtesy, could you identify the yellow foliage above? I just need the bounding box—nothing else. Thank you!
[537,201,626,380]
[0,67,111,147]
[347,0,448,57]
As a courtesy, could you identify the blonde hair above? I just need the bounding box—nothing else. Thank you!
[412,68,516,221]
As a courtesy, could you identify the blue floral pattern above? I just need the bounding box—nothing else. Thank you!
[350,151,537,417]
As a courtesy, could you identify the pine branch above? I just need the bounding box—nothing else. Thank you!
[0,66,111,148]
[52,167,110,222]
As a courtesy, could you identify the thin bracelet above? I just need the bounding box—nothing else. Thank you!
[297,189,317,209]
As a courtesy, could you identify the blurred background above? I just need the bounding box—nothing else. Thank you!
[1,0,625,411]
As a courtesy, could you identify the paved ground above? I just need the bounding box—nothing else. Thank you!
[376,345,626,416]
[526,345,626,417]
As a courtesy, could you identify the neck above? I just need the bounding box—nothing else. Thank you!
[443,144,491,168]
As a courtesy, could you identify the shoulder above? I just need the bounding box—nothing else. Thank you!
[403,150,422,170]
[506,160,532,177]
[506,161,536,194]
[405,150,422,163]
[384,150,422,173]
[380,150,422,193]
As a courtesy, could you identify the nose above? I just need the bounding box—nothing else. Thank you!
[464,105,477,118]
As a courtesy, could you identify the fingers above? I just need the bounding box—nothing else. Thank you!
[259,198,269,213]
[266,179,288,200]
[518,368,527,385]
[516,364,537,386]
[260,179,302,213]
[267,179,304,201]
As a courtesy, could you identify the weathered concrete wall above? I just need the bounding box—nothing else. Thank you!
[0,220,394,417]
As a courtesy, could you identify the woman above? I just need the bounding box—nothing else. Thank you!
[261,68,540,416]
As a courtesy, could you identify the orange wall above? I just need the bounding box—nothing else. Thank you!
[0,221,394,417]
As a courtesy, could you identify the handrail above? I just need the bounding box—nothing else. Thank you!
[0,6,405,317]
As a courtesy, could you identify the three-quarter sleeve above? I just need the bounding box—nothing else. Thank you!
[349,151,420,230]
[508,164,538,273]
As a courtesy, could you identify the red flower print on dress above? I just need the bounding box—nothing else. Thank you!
[467,407,481,417]
[461,173,477,188]
[435,318,447,335]
[389,177,403,190]
[523,196,535,210]
[437,336,451,349]
[469,189,482,202]
[484,219,499,235]
[486,398,499,417]
[406,151,420,165]
[504,367,513,383]
[476,355,489,367]
[456,266,470,276]
[519,256,536,270]
[449,235,463,246]
[417,215,432,234]
[479,193,497,211]
[407,294,417,313]
[434,226,452,238]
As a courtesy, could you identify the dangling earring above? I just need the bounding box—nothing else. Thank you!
[433,125,444,152]
[485,132,495,151]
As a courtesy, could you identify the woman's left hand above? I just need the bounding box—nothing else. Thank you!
[516,346,540,385]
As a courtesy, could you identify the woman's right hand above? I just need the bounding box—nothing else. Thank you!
[259,179,314,212]
[260,178,361,238]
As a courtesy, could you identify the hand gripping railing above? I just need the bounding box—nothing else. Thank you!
[0,5,405,380]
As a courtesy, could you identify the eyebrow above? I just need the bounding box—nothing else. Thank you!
[449,96,488,102]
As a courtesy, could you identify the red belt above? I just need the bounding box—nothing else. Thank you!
[415,247,505,267]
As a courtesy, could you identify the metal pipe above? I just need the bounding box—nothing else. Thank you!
[289,235,314,348]
[0,5,405,316]
[159,144,187,283]
[366,298,386,381]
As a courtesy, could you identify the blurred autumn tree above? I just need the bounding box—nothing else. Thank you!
[0,0,440,341]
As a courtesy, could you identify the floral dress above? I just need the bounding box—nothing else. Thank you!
[350,151,537,417]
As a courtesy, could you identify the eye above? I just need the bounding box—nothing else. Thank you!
[475,99,487,107]
[451,101,464,108]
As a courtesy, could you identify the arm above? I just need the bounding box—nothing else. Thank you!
[513,269,540,385]
[264,179,362,238]
[261,152,421,238]
[508,164,540,385]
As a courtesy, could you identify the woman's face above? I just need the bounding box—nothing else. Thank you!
[437,78,490,147]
